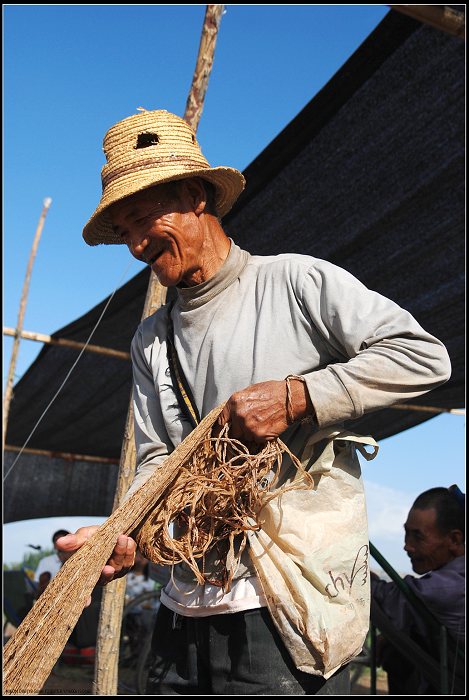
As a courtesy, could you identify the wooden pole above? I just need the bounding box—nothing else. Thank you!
[184,4,225,132]
[4,444,119,464]
[93,6,225,694]
[3,198,52,452]
[389,5,465,39]
[390,403,465,416]
[3,326,131,360]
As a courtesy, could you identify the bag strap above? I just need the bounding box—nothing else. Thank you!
[166,302,201,429]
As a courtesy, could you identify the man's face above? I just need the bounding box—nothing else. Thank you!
[404,507,453,574]
[53,537,72,563]
[109,181,206,287]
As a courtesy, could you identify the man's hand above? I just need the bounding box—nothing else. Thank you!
[216,378,313,443]
[56,527,136,586]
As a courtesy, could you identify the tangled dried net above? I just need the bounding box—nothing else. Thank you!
[137,423,313,591]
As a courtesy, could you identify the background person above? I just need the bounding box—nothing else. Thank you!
[371,486,465,694]
[124,551,159,661]
[34,529,71,593]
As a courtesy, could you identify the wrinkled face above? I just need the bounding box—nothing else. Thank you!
[109,181,206,287]
[404,507,453,574]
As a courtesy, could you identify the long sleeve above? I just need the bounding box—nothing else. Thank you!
[299,260,451,427]
[124,324,173,499]
[371,556,465,641]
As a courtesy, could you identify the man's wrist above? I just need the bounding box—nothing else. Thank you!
[285,375,316,424]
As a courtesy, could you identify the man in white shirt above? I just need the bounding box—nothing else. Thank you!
[34,529,71,595]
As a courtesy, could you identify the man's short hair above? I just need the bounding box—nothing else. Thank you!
[52,529,70,543]
[412,487,465,538]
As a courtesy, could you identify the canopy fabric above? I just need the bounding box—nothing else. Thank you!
[4,11,464,523]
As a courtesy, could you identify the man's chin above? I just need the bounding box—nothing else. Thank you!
[151,260,183,288]
[411,560,428,575]
[152,268,178,288]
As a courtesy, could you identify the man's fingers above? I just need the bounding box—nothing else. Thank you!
[216,403,231,427]
[56,527,136,586]
[213,402,232,438]
[97,564,117,586]
[55,526,99,553]
[103,535,136,582]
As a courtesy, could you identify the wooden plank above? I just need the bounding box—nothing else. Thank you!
[389,5,465,39]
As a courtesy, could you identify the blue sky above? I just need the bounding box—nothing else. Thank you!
[3,5,465,575]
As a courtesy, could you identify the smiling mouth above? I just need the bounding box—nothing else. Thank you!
[145,251,163,265]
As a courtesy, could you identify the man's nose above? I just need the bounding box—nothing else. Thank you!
[128,231,149,259]
[404,538,414,553]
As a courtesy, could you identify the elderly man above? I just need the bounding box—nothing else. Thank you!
[58,109,451,695]
[371,486,465,694]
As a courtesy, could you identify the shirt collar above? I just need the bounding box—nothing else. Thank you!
[176,240,250,309]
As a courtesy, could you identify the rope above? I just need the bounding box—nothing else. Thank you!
[137,423,313,591]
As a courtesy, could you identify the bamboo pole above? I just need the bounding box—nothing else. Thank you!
[3,327,131,360]
[4,444,119,464]
[389,5,465,39]
[390,403,465,416]
[3,198,52,452]
[93,6,225,694]
[184,4,225,132]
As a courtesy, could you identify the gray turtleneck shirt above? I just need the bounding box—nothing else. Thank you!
[127,240,451,584]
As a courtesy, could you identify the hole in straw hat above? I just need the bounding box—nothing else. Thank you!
[135,133,159,149]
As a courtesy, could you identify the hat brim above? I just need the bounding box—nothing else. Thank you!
[82,166,245,246]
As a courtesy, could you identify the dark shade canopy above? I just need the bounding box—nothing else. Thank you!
[4,10,464,523]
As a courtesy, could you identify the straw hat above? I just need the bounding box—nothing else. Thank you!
[82,109,246,246]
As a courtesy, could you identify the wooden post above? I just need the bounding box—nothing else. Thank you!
[389,5,465,39]
[3,198,52,451]
[93,5,225,694]
[184,4,225,132]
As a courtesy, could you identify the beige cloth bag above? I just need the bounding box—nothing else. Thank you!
[248,427,379,678]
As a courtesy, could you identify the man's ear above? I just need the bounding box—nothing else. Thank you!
[448,528,464,552]
[180,178,207,216]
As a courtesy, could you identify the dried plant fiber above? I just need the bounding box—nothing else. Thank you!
[3,404,309,694]
[3,405,223,694]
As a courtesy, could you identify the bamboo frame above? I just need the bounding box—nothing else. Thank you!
[389,5,465,39]
[3,327,130,360]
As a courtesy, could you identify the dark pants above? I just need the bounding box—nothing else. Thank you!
[146,604,350,695]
